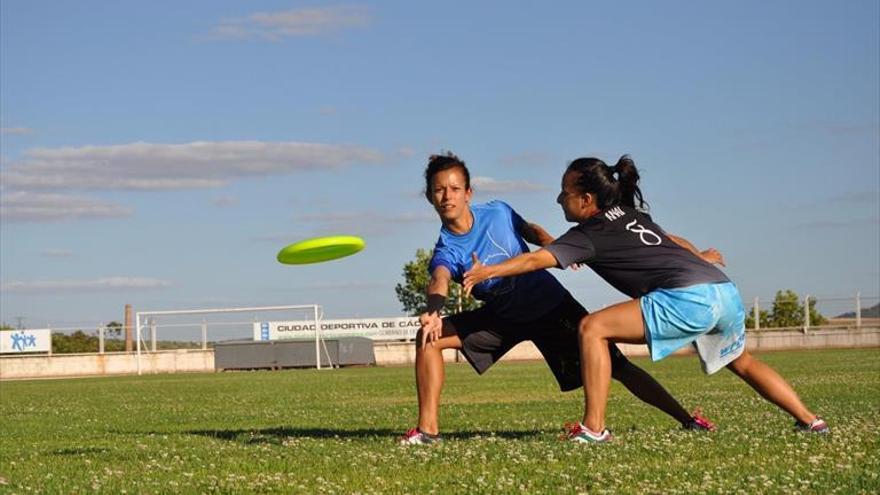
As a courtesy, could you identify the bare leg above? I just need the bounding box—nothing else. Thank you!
[612,360,692,425]
[726,351,817,424]
[415,324,462,435]
[579,299,647,432]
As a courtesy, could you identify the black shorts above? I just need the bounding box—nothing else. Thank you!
[443,293,628,391]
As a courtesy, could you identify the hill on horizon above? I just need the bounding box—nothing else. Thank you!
[836,303,880,319]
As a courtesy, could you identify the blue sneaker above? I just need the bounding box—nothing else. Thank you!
[795,417,829,434]
[564,422,613,443]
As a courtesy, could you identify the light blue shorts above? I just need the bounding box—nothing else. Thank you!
[640,282,746,374]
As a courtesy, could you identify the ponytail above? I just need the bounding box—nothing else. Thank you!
[613,155,647,211]
[566,154,648,211]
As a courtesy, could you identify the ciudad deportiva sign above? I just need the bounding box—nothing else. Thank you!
[254,317,420,341]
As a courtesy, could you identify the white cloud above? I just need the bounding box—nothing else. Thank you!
[209,6,371,41]
[40,249,74,258]
[4,141,384,191]
[296,210,434,224]
[1,277,172,293]
[387,211,437,223]
[396,147,417,158]
[498,151,556,168]
[255,211,435,240]
[471,176,549,194]
[296,212,364,223]
[828,191,878,204]
[0,191,132,222]
[0,127,33,135]
[285,280,384,291]
[794,217,880,229]
[252,233,306,243]
[211,196,239,208]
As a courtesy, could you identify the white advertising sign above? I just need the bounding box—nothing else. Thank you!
[0,329,52,354]
[254,317,421,342]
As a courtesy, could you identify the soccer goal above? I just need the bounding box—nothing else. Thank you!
[134,304,327,375]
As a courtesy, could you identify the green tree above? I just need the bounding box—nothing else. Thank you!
[105,321,123,338]
[744,307,770,329]
[806,297,828,326]
[395,248,481,316]
[746,289,827,329]
[51,331,99,353]
[769,289,802,327]
[50,330,193,353]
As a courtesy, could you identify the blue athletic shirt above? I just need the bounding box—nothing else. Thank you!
[429,200,568,321]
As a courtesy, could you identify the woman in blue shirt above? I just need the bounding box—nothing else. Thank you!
[401,152,714,444]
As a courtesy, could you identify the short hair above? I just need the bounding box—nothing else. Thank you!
[423,152,470,203]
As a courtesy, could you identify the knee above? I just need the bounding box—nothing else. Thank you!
[577,315,591,338]
[578,315,602,341]
[414,331,436,354]
[726,351,752,375]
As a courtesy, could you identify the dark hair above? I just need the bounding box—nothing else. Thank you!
[565,155,647,211]
[423,152,470,203]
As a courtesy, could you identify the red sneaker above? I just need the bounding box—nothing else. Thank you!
[683,409,716,431]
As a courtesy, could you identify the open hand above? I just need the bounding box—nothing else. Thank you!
[700,248,726,267]
[462,252,489,297]
[418,311,443,349]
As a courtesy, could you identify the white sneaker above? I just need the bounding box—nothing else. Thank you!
[795,417,829,434]
[564,422,613,443]
[399,428,441,445]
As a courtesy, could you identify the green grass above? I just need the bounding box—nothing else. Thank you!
[1,348,878,494]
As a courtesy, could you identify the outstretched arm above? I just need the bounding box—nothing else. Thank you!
[419,266,452,349]
[519,221,555,247]
[520,221,588,270]
[667,234,725,266]
[463,249,558,295]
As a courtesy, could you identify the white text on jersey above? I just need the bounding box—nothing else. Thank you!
[605,206,625,221]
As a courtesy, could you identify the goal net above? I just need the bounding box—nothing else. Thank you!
[134,304,327,374]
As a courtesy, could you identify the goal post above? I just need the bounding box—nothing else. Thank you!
[135,304,324,375]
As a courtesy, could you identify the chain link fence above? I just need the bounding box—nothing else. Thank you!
[6,293,878,355]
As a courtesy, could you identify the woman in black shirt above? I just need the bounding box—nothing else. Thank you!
[464,156,827,442]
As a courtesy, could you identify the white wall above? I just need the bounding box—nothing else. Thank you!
[1,328,877,380]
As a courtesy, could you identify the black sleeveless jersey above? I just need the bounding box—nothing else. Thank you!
[545,206,730,298]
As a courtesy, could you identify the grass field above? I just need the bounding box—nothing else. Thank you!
[1,348,878,494]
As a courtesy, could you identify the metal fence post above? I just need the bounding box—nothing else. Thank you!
[98,323,105,354]
[201,318,208,350]
[150,318,157,352]
[753,297,760,330]
[803,295,810,334]
[856,291,861,329]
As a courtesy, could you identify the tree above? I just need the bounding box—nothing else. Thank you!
[105,321,123,338]
[746,289,827,329]
[769,289,802,328]
[744,307,770,329]
[52,331,99,353]
[395,248,481,316]
[807,297,828,326]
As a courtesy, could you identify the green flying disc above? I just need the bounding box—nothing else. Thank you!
[277,235,365,265]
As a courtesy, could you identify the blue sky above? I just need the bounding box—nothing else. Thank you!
[2,1,878,329]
